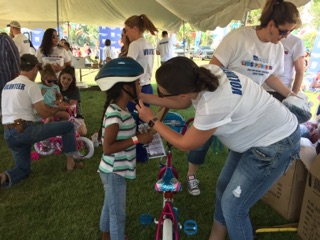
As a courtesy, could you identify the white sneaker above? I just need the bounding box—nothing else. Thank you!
[187,175,200,196]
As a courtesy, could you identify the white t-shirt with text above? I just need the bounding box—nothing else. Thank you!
[127,37,155,86]
[214,26,284,86]
[2,75,43,124]
[192,64,298,152]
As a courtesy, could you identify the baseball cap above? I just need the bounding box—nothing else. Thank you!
[21,54,39,66]
[7,21,21,28]
[95,57,144,91]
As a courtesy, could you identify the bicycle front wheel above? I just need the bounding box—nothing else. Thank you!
[73,137,94,159]
[34,140,55,156]
[162,219,173,240]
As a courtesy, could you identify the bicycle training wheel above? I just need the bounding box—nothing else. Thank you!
[73,137,94,159]
[34,140,55,155]
[162,218,173,240]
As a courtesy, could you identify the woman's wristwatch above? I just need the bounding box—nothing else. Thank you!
[148,117,158,128]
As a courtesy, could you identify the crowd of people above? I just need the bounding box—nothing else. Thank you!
[0,0,315,239]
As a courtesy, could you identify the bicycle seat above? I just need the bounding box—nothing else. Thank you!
[155,167,182,192]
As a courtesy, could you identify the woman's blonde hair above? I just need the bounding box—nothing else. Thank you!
[124,14,158,35]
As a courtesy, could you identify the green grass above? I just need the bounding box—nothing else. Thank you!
[0,84,316,240]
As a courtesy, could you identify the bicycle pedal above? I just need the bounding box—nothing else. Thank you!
[183,219,198,235]
[139,214,153,225]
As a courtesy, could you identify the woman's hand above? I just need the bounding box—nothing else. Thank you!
[135,99,156,123]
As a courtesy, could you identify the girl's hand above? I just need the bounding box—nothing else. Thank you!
[136,99,155,123]
[137,131,154,145]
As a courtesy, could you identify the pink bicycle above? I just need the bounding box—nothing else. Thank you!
[33,131,94,159]
[33,106,94,159]
[140,112,198,240]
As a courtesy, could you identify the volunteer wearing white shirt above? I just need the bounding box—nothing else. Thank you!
[124,14,158,164]
[263,33,305,101]
[124,14,157,112]
[185,0,302,199]
[7,21,30,56]
[156,31,176,64]
[137,57,300,240]
[35,28,71,76]
[0,54,77,189]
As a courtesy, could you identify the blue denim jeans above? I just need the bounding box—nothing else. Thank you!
[188,136,214,165]
[3,121,76,187]
[213,125,300,240]
[99,172,126,240]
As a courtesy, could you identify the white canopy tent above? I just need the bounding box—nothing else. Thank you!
[157,0,311,31]
[0,0,181,31]
[0,0,311,33]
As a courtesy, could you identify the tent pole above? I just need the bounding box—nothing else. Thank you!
[244,10,249,26]
[56,0,60,35]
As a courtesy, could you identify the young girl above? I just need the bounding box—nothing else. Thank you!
[58,66,87,136]
[95,57,154,240]
[39,64,69,123]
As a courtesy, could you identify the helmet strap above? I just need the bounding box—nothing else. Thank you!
[122,83,140,106]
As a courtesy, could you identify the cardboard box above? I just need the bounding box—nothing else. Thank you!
[298,155,320,240]
[261,159,308,221]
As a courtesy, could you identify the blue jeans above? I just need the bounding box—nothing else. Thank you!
[99,172,126,240]
[3,121,76,187]
[214,125,300,240]
[188,136,213,165]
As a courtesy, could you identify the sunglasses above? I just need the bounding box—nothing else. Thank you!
[157,87,180,98]
[275,24,293,36]
[47,79,57,83]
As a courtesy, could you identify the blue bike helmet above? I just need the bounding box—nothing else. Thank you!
[95,57,144,91]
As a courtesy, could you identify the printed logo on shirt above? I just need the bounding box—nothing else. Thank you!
[3,83,25,90]
[241,54,273,77]
[159,41,169,45]
[221,68,243,96]
[143,49,155,56]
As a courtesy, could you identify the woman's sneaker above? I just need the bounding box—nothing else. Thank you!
[187,175,200,196]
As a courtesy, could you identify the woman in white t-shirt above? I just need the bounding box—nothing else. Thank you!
[185,0,303,199]
[137,57,300,240]
[124,14,158,163]
[35,28,71,75]
[124,14,157,112]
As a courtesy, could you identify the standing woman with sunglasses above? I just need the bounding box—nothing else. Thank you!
[185,0,302,197]
[35,28,71,76]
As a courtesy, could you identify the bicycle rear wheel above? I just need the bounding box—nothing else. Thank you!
[73,137,94,159]
[162,219,173,240]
